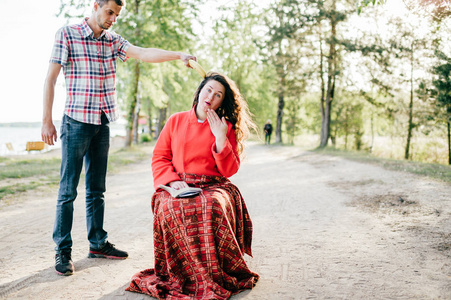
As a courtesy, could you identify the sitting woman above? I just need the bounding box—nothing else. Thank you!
[127,72,259,299]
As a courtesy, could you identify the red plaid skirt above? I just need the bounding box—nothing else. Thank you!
[126,173,259,299]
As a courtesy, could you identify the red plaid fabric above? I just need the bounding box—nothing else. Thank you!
[126,173,259,299]
[50,18,130,125]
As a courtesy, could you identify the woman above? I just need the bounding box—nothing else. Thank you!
[126,72,259,299]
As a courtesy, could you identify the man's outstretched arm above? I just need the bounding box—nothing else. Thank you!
[126,45,196,67]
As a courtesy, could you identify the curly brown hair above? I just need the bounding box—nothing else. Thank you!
[192,72,257,157]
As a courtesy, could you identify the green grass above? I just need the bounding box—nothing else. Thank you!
[107,145,151,172]
[313,147,451,184]
[0,143,154,201]
[0,158,62,180]
[0,182,46,200]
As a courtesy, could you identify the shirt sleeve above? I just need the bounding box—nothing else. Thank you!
[49,27,69,66]
[151,116,181,190]
[116,34,130,62]
[211,123,240,177]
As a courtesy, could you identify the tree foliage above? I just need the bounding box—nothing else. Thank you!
[55,0,451,165]
[431,50,451,164]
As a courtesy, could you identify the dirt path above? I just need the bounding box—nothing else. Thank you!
[1,143,450,299]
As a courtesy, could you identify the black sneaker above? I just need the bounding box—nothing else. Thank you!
[55,250,74,276]
[88,241,128,259]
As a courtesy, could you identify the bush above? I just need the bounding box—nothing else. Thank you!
[140,134,152,143]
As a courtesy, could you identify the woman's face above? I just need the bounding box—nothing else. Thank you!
[197,80,225,115]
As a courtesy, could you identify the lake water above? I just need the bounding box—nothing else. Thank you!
[0,124,126,156]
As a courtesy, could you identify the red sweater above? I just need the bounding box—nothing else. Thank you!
[151,108,240,190]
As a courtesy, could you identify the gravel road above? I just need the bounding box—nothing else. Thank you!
[1,143,450,299]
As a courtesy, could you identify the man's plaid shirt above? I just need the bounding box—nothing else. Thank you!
[50,18,130,125]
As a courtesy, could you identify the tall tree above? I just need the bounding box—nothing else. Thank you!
[349,6,438,160]
[382,15,433,160]
[208,1,276,130]
[270,0,352,147]
[316,0,352,148]
[116,0,197,146]
[260,0,314,144]
[431,50,451,164]
[274,0,352,148]
[262,2,293,144]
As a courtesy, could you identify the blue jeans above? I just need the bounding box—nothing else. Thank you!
[53,114,110,252]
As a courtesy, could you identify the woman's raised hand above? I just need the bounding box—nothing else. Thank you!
[207,109,227,153]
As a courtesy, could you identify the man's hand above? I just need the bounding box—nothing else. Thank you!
[180,53,197,68]
[41,122,57,146]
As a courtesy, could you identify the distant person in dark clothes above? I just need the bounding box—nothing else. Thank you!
[264,119,273,144]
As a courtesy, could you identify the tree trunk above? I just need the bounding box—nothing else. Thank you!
[319,29,326,147]
[319,1,336,148]
[320,93,332,148]
[133,99,140,145]
[344,110,349,150]
[125,60,141,147]
[448,119,451,165]
[155,107,167,139]
[275,37,286,144]
[370,112,374,153]
[404,96,414,160]
[275,92,284,144]
[146,103,153,140]
[405,48,414,160]
[319,66,335,148]
[124,0,141,147]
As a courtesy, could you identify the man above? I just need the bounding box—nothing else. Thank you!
[41,0,196,276]
[264,119,273,144]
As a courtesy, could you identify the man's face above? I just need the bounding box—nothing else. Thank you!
[94,1,123,30]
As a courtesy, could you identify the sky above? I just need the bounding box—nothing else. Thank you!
[0,0,69,123]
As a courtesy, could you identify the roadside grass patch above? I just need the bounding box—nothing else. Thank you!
[107,145,151,172]
[313,147,451,184]
[0,158,61,180]
[0,143,153,201]
[0,182,42,200]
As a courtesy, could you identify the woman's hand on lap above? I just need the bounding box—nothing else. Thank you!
[169,181,188,190]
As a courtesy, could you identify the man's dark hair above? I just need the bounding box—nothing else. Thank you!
[96,0,125,7]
